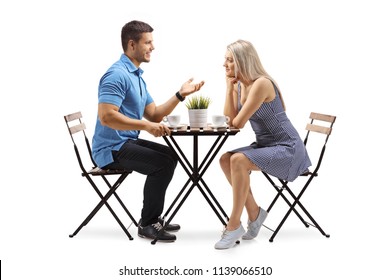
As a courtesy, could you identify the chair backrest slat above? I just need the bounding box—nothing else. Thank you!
[64,111,83,122]
[69,123,86,135]
[306,123,332,135]
[309,112,336,123]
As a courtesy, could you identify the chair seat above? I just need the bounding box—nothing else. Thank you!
[300,170,317,177]
[87,167,132,176]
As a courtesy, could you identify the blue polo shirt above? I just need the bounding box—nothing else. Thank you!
[92,54,154,167]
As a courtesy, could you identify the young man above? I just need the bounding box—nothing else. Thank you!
[92,20,205,242]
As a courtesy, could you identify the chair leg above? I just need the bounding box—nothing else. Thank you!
[101,174,138,227]
[269,183,330,242]
[263,172,309,227]
[69,174,134,240]
[284,184,330,238]
[69,193,133,240]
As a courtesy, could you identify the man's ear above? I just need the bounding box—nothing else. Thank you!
[128,40,135,50]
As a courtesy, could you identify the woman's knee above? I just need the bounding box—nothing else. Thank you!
[219,152,231,170]
[230,153,251,172]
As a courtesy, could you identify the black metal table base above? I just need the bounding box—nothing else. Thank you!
[151,127,239,244]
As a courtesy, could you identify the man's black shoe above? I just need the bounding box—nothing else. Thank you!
[158,218,181,232]
[138,222,176,242]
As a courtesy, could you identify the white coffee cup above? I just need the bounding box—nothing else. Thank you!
[211,115,230,126]
[163,115,181,127]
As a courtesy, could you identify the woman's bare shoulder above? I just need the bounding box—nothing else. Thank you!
[253,76,273,88]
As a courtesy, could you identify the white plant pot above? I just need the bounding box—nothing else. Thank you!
[188,109,208,128]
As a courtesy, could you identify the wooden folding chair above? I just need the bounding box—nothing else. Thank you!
[64,111,138,240]
[262,112,336,242]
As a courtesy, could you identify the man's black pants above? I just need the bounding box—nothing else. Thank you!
[104,138,178,226]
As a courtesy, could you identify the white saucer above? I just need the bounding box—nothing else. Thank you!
[209,124,228,129]
[168,124,187,129]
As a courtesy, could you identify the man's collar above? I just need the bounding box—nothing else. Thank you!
[120,53,143,75]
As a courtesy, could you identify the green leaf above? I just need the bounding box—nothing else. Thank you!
[185,95,212,109]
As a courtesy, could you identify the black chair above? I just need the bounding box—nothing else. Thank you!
[262,112,336,242]
[64,111,138,240]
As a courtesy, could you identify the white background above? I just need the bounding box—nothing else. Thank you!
[1,0,389,279]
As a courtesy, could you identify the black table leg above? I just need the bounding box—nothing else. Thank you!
[152,133,231,244]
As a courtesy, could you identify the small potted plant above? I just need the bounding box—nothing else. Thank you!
[185,95,212,128]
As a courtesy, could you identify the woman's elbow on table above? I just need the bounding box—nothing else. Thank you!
[232,118,245,129]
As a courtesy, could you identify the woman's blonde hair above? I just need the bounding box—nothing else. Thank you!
[227,39,285,109]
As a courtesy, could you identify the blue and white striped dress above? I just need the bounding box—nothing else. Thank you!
[230,81,311,182]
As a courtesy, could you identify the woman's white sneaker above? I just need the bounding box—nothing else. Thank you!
[242,207,268,240]
[214,224,245,249]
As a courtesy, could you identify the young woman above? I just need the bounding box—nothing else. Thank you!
[215,40,311,249]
